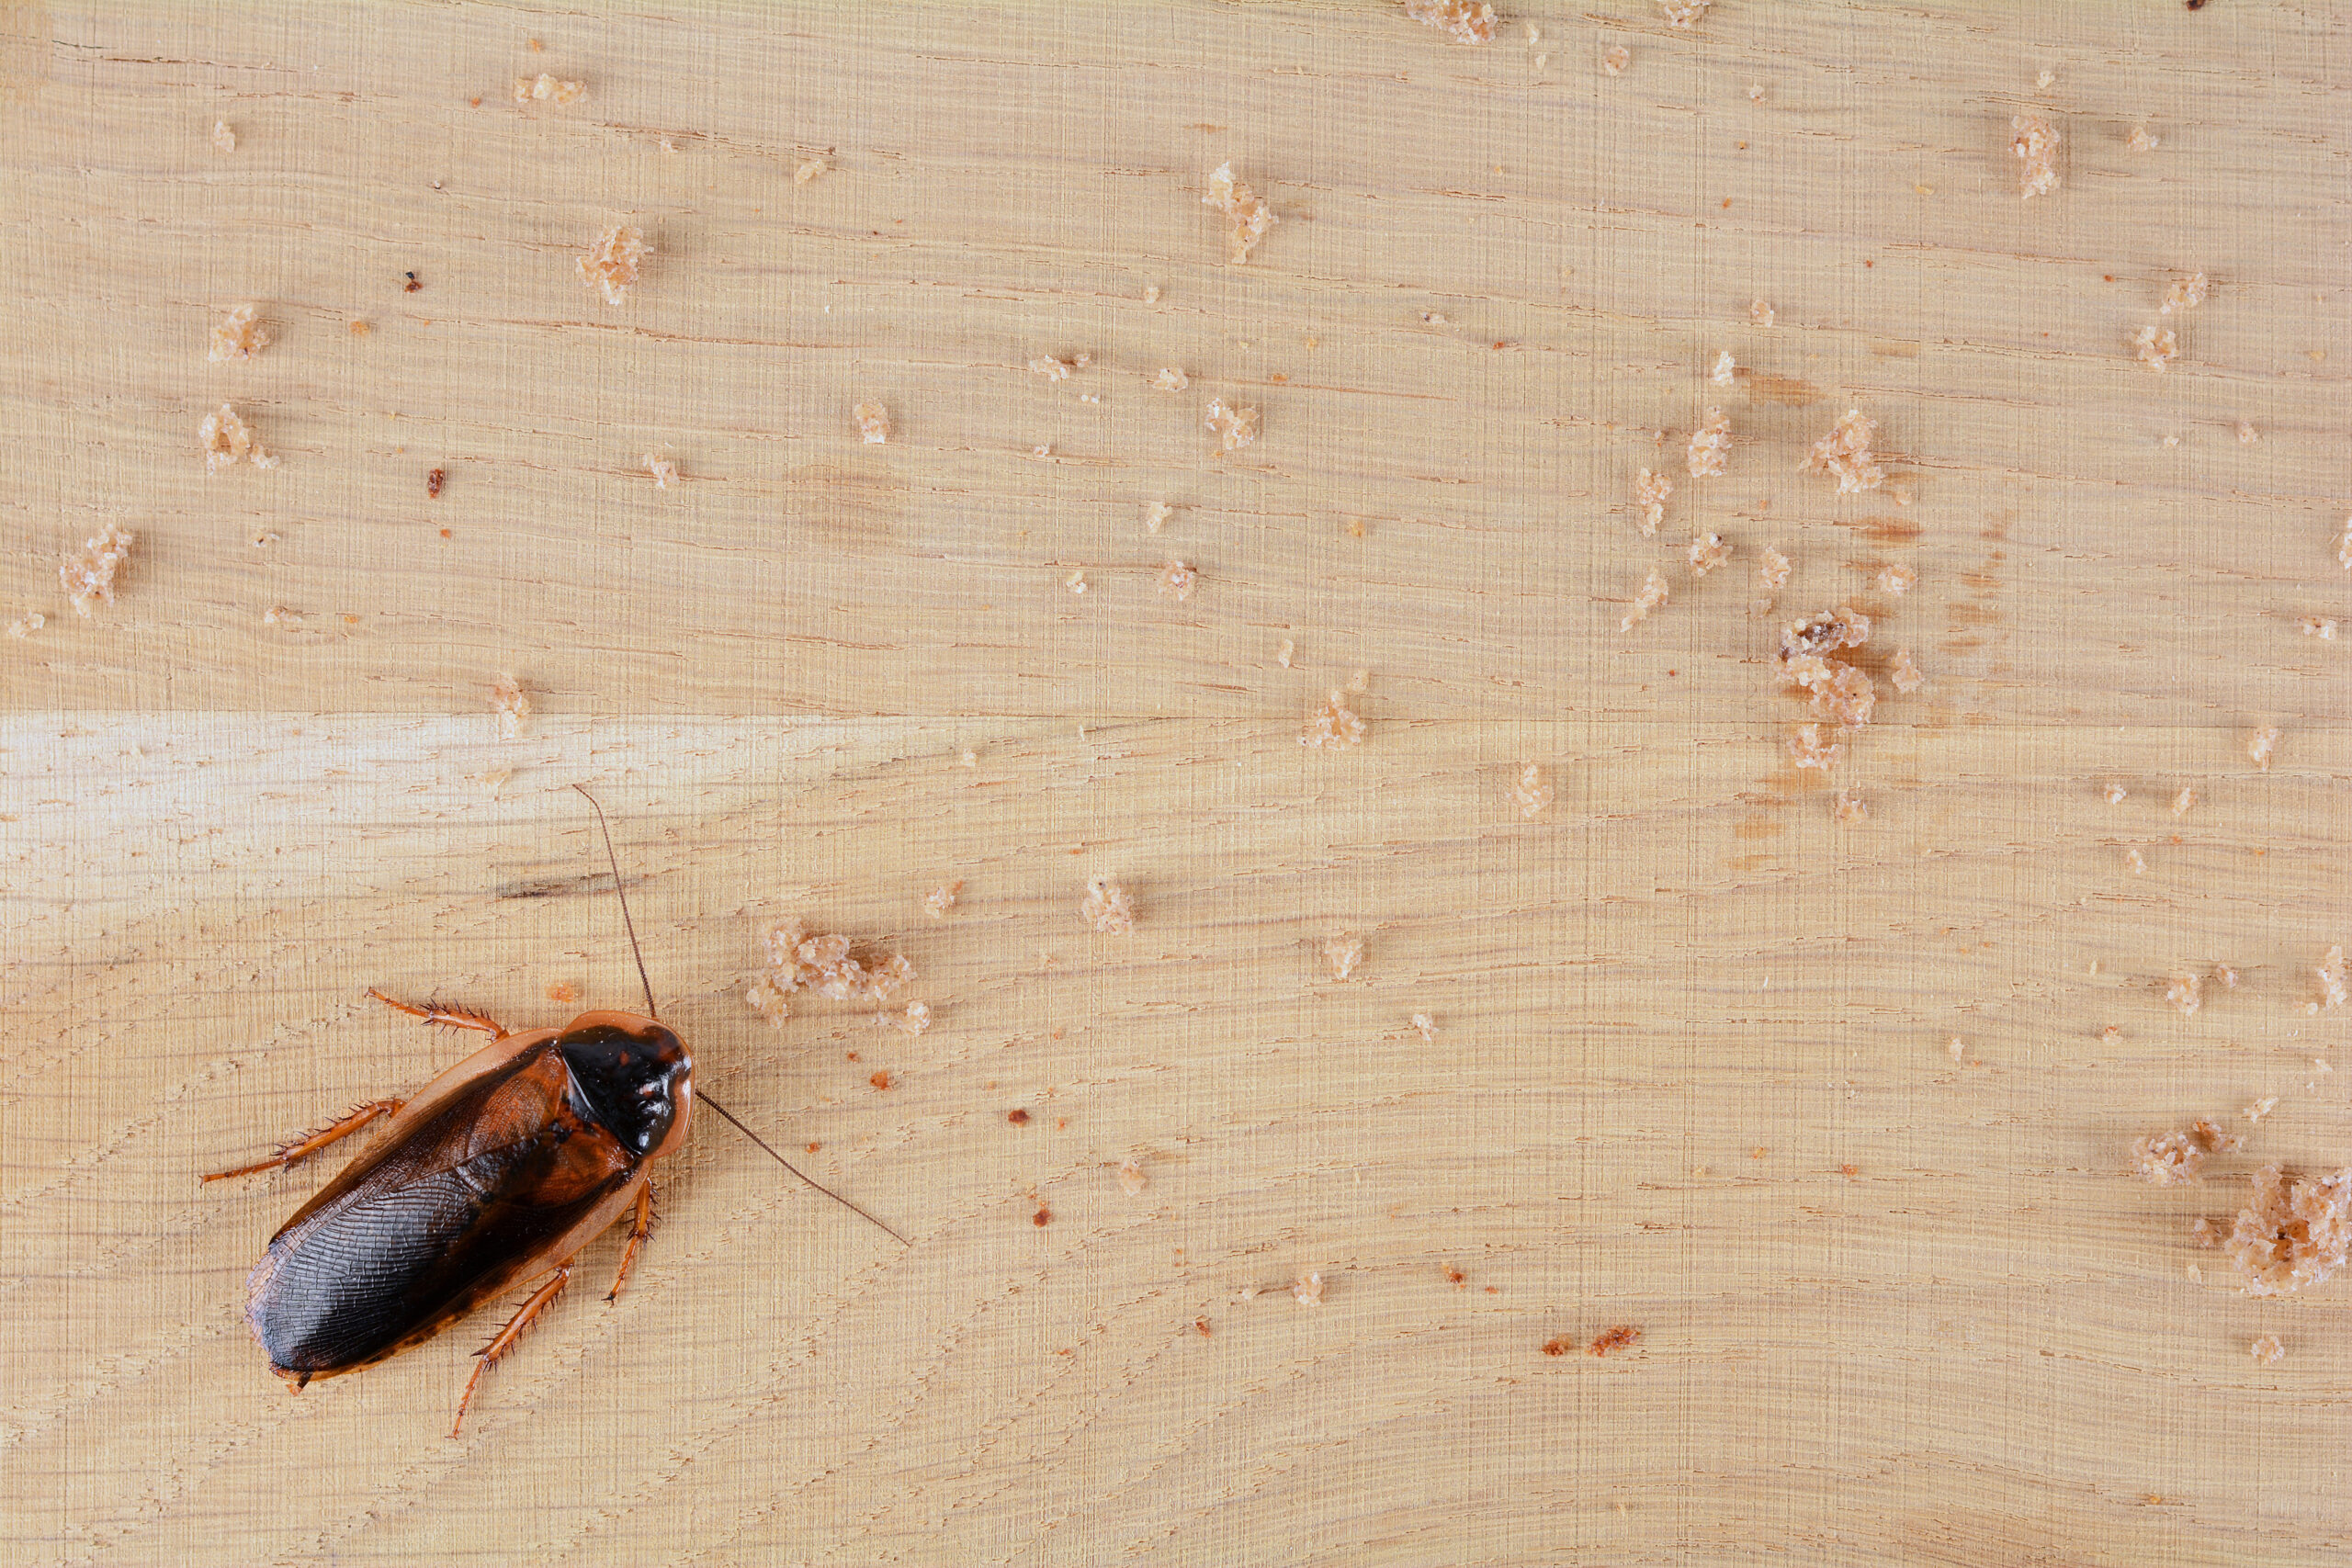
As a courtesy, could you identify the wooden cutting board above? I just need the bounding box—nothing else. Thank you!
[6,3,2347,1562]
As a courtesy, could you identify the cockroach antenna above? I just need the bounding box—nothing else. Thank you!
[571,784,910,1247]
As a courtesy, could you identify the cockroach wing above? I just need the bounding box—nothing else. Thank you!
[247,1044,639,1378]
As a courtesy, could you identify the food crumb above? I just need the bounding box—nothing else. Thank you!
[1634,468,1673,536]
[2300,617,2335,639]
[208,303,272,362]
[2172,785,2197,817]
[1144,502,1173,535]
[1400,0,1496,43]
[2134,325,2178,374]
[1202,161,1276,264]
[1411,1012,1437,1042]
[1876,565,1917,596]
[513,73,584,105]
[1834,789,1868,824]
[1302,690,1367,748]
[1787,723,1843,771]
[924,881,962,919]
[2247,727,2279,771]
[2127,848,2148,875]
[578,222,649,304]
[646,452,678,489]
[60,524,135,616]
[1032,1205,1049,1224]
[492,674,531,739]
[2216,964,2239,989]
[2104,784,2129,806]
[1589,1324,1643,1355]
[1153,367,1189,392]
[1142,284,1160,303]
[7,611,44,638]
[1117,1157,1148,1195]
[201,403,277,472]
[744,974,791,1023]
[854,401,891,444]
[2229,1165,2352,1296]
[1007,1109,1031,1125]
[1276,637,1295,668]
[1204,397,1261,452]
[2251,1334,2285,1365]
[1602,44,1630,75]
[1159,559,1197,602]
[2035,69,2055,90]
[2318,945,2346,1010]
[2011,112,2061,199]
[2245,1097,2278,1123]
[1620,569,1669,632]
[755,920,917,1006]
[2134,1130,2206,1186]
[2159,271,2210,315]
[1801,409,1885,495]
[210,118,236,152]
[793,154,829,184]
[2236,421,2259,446]
[2339,518,2352,572]
[1711,350,1736,386]
[1065,569,1087,594]
[348,320,371,337]
[1686,533,1730,577]
[1032,444,1052,459]
[1758,547,1792,595]
[1323,936,1363,983]
[2168,973,2203,1018]
[1750,299,1776,327]
[260,604,300,628]
[1947,1036,1966,1063]
[1542,1337,1572,1357]
[1686,408,1731,479]
[1659,0,1712,26]
[2192,1217,2222,1247]
[1513,761,1554,819]
[427,467,445,499]
[1293,1272,1325,1307]
[1082,876,1136,935]
[876,1001,931,1036]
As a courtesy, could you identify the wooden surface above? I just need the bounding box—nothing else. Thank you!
[6,3,2351,1563]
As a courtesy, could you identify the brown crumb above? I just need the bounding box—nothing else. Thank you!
[2134,1130,2207,1186]
[1758,547,1792,595]
[1082,876,1136,935]
[1153,367,1189,392]
[1834,790,1868,824]
[646,452,679,489]
[1302,690,1367,748]
[1633,468,1673,536]
[2247,727,2279,771]
[2167,973,2203,1018]
[1159,560,1198,602]
[1621,569,1669,633]
[1542,1337,1572,1356]
[2104,783,2129,806]
[1445,1266,1467,1286]
[348,320,371,337]
[2011,112,2061,199]
[2317,945,2346,1010]
[1513,761,1555,819]
[201,403,277,472]
[1292,1272,1324,1307]
[1801,410,1885,495]
[2128,124,2159,152]
[1876,564,1917,596]
[2134,325,2178,374]
[513,73,584,105]
[1117,1156,1148,1194]
[1686,533,1730,577]
[924,880,962,918]
[208,303,272,362]
[1323,936,1364,983]
[60,524,135,616]
[491,673,530,739]
[2229,1165,2352,1296]
[427,467,445,499]
[1203,162,1276,264]
[1204,397,1260,452]
[1194,1317,1211,1336]
[210,118,236,152]
[1781,605,1872,660]
[793,154,830,184]
[1602,44,1631,75]
[1783,655,1877,729]
[1659,0,1712,26]
[1027,355,1076,381]
[1788,723,1843,771]
[854,401,891,445]
[546,981,578,1004]
[2159,271,2210,315]
[1686,409,1731,479]
[2191,1117,2244,1156]
[2251,1334,2284,1364]
[578,222,649,304]
[1033,1206,1051,1225]
[1589,1325,1643,1356]
[1006,1109,1031,1125]
[755,920,917,1005]
[1400,0,1496,43]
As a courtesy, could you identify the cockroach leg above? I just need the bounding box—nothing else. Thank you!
[201,1099,404,1182]
[605,1183,655,1303]
[453,1260,572,1437]
[367,987,507,1037]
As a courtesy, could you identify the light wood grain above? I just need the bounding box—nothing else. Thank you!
[6,2,2352,1565]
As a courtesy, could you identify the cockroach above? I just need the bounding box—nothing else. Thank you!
[205,784,905,1434]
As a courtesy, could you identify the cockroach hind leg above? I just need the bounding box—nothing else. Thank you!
[451,1262,572,1437]
[605,1184,655,1303]
[367,987,506,1038]
[201,1099,403,1182]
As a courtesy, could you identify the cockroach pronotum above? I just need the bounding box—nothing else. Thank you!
[204,784,906,1434]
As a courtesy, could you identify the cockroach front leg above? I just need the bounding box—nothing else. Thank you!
[200,1099,404,1183]
[453,1260,573,1437]
[367,987,507,1037]
[605,1184,655,1303]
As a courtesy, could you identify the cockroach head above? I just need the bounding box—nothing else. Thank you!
[557,1016,693,1159]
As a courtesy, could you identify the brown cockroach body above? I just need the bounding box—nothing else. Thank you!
[207,787,902,1433]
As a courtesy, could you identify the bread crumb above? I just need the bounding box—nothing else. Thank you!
[1621,568,1669,632]
[793,154,829,184]
[2215,964,2239,989]
[1144,502,1173,535]
[210,118,236,152]
[2191,1216,2222,1247]
[59,524,135,617]
[1782,653,1876,729]
[2300,617,2336,639]
[2247,727,2279,771]
[1758,547,1792,595]
[1659,0,1712,26]
[1876,565,1917,596]
[1276,637,1295,668]
[2318,945,2346,1010]
[744,974,792,1024]
[1834,789,1868,824]
[2128,124,2159,152]
[1542,1337,1572,1356]
[1787,723,1843,771]
[1513,761,1555,819]
[1781,605,1871,660]
[2127,848,2147,875]
[1401,0,1496,42]
[2011,112,2061,199]
[1033,444,1053,459]
[201,403,277,472]
[1203,162,1276,264]
[492,673,530,739]
[1411,1012,1437,1042]
[1801,410,1884,495]
[1204,397,1261,452]
[757,920,917,1005]
[1323,936,1363,982]
[2193,1116,2245,1155]
[1302,690,1367,748]
[2162,434,2181,449]
[1082,876,1136,935]
[578,222,649,304]
[854,401,891,444]
[1685,533,1730,578]
[347,320,371,338]
[2236,420,2259,446]
[2103,784,2128,806]
[1750,299,1776,327]
[1602,44,1631,74]
[924,881,962,918]
[1159,559,1197,601]
[2172,785,2197,817]
[2251,1334,2284,1365]
[2134,325,2178,374]
[1292,1272,1325,1307]
[1686,408,1731,479]
[1633,468,1673,536]
[881,1001,932,1036]
[2159,271,2210,315]
[545,981,577,1005]
[7,611,44,638]
[2229,1165,2352,1296]
[1154,367,1189,392]
[2134,1130,2206,1186]
[1947,1036,1966,1063]
[1062,568,1088,595]
[2167,973,2203,1018]
[1710,352,1736,389]
[208,303,272,362]
[513,73,583,105]
[646,452,678,489]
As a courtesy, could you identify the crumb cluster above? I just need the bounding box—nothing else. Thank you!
[2134,325,2178,374]
[1153,367,1189,392]
[1203,162,1276,264]
[2159,271,2210,315]
[578,222,649,304]
[61,524,135,616]
[514,73,583,104]
[1588,1324,1643,1355]
[1159,559,1197,601]
[854,401,891,444]
[2166,972,2203,1019]
[1205,398,1260,452]
[2251,1334,2284,1364]
[1686,534,1729,577]
[1293,1272,1325,1307]
[1027,355,1076,381]
[1801,410,1884,494]
[924,880,962,918]
[1777,607,1877,736]
[2229,1165,2352,1296]
[1686,408,1731,479]
[1757,547,1791,595]
[1303,690,1367,747]
[2132,1116,2241,1186]
[2011,112,2061,198]
[1621,568,1669,633]
[201,403,277,472]
[1634,468,1673,536]
[747,920,917,1022]
[209,303,272,362]
[1400,0,1496,43]
[1082,876,1136,935]
[1513,761,1554,819]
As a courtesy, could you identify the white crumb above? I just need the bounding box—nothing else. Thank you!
[2168,973,2203,1019]
[1634,468,1673,536]
[755,920,916,1007]
[1159,559,1197,601]
[793,154,829,184]
[2134,325,2178,374]
[200,403,277,472]
[1758,547,1792,594]
[261,604,300,627]
[2215,964,2239,990]
[879,1001,932,1036]
[1787,723,1843,771]
[2035,69,2055,90]
[1747,84,1767,103]
[1686,533,1730,577]
[2127,848,2147,875]
[1620,568,1669,632]
[1145,502,1173,535]
[744,974,792,1024]
[1514,761,1555,819]
[1323,936,1363,982]
[2172,785,2197,817]
[1801,410,1884,494]
[1412,1012,1438,1042]
[208,303,272,362]
[7,611,44,638]
[2237,421,2259,446]
[1876,565,1917,596]
[1891,649,1928,695]
[1032,445,1052,459]
[1154,367,1189,392]
[60,524,135,616]
[1659,0,1712,27]
[854,401,891,444]
[1065,569,1087,595]
[1711,350,1736,386]
[646,452,678,489]
[1686,408,1731,479]
[2251,1334,2285,1365]
[2229,1165,2352,1296]
[2247,727,2279,771]
[1346,668,1369,694]
[210,118,236,152]
[1142,284,1161,303]
[1027,355,1075,381]
[1834,789,1869,824]
[1302,690,1366,747]
[1603,45,1630,75]
[1750,299,1776,327]
[2104,783,2129,806]
[1117,1157,1148,1196]
[1401,0,1496,43]
[2159,271,2210,315]
[2128,124,2159,152]
[492,673,530,739]
[2011,112,2061,199]
[1947,1036,1966,1063]
[1082,876,1136,935]
[1276,637,1295,668]
[2339,518,2352,572]
[2319,945,2346,1010]
[1203,161,1276,264]
[2301,617,2336,639]
[578,222,649,304]
[1293,1272,1325,1307]
[1205,398,1261,452]
[2245,1097,2278,1123]
[514,73,584,105]
[924,881,962,918]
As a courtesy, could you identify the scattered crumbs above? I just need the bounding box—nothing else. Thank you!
[1687,534,1730,577]
[1292,1272,1325,1307]
[1788,723,1843,771]
[1202,162,1276,264]
[2133,1130,2206,1186]
[1947,1036,1966,1063]
[1686,408,1731,479]
[755,920,916,1005]
[1834,789,1868,824]
[854,401,891,444]
[2167,973,2204,1019]
[1711,350,1736,386]
[2128,124,2160,152]
[1634,468,1673,535]
[646,452,678,489]
[2251,1334,2285,1365]
[1323,936,1364,983]
[2159,271,2210,315]
[1276,637,1295,668]
[1400,0,1496,43]
[1801,409,1884,494]
[924,880,962,918]
[1876,565,1917,596]
[2301,617,2336,640]
[2247,727,2279,771]
[1144,502,1173,535]
[60,525,135,616]
[2127,848,2148,875]
[1589,1324,1643,1355]
[1082,876,1136,935]
[793,154,830,184]
[1542,1337,1572,1357]
[1159,559,1197,601]
[1153,367,1189,392]
[1117,1157,1148,1195]
[1065,569,1088,594]
[1142,284,1161,303]
[210,118,236,152]
[1602,44,1631,75]
[1513,761,1555,819]
[1758,547,1792,595]
[492,673,531,739]
[1302,690,1367,748]
[1027,355,1076,381]
[2192,1217,2222,1247]
[1750,299,1776,327]
[2011,112,2061,199]
[1204,397,1261,452]
[513,73,584,105]
[2230,1165,2352,1295]
[6,611,44,638]
[208,303,272,362]
[2104,783,2129,806]
[2134,325,2178,374]
[2172,785,2198,817]
[2237,421,2259,446]
[2318,945,2346,1010]
[1659,0,1713,26]
[1412,1012,1438,1042]
[201,403,277,471]
[2245,1097,2278,1123]
[578,222,649,304]
[1784,652,1876,730]
[1620,568,1669,632]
